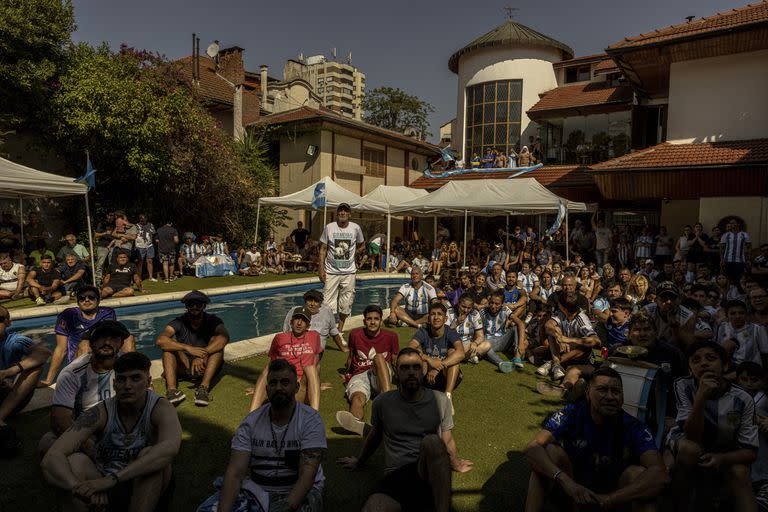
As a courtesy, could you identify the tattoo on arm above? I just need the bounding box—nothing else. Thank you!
[70,406,100,432]
[300,448,324,466]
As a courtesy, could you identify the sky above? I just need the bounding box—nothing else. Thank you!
[71,0,749,142]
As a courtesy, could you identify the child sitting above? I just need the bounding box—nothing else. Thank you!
[735,362,768,511]
[717,299,768,375]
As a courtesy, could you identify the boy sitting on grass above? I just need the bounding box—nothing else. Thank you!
[717,299,768,376]
[667,340,759,511]
[735,362,768,511]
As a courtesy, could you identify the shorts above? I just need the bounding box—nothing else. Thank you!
[137,246,156,260]
[403,308,424,320]
[0,281,17,292]
[323,273,356,315]
[105,284,132,293]
[105,472,175,512]
[423,367,462,392]
[0,377,34,417]
[372,462,433,511]
[345,367,392,402]
[159,252,175,263]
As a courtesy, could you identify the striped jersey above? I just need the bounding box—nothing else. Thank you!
[181,242,204,261]
[550,310,596,339]
[716,322,768,366]
[481,305,514,338]
[517,272,539,293]
[52,353,115,418]
[446,308,483,343]
[397,282,436,316]
[720,231,751,263]
[211,241,226,255]
[643,303,696,344]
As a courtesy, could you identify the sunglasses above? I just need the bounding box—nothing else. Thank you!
[77,294,98,301]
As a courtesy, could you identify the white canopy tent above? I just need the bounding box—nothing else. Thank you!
[362,185,429,272]
[390,178,589,266]
[0,156,96,284]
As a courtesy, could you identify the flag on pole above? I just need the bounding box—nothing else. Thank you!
[545,201,567,236]
[311,182,326,209]
[75,154,97,190]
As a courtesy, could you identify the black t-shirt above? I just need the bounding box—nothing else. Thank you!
[290,228,310,249]
[59,262,86,281]
[156,225,179,254]
[168,312,224,348]
[547,291,590,312]
[0,221,21,249]
[33,266,60,286]
[467,285,491,305]
[95,221,115,248]
[107,263,136,289]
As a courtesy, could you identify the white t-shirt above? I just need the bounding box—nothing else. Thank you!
[0,262,23,291]
[320,221,364,274]
[595,227,612,251]
[231,403,326,493]
[52,353,115,417]
[716,322,768,366]
[397,282,437,316]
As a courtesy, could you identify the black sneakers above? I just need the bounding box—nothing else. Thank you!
[194,386,210,407]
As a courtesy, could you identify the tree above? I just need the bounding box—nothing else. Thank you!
[363,86,434,140]
[0,0,75,128]
[47,43,275,245]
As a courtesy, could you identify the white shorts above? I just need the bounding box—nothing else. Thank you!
[323,273,356,315]
[0,281,17,292]
[345,367,392,402]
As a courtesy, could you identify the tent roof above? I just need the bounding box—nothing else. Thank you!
[259,176,386,212]
[0,157,88,198]
[390,178,588,216]
[362,185,429,211]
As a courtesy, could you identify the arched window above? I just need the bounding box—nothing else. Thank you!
[464,80,523,160]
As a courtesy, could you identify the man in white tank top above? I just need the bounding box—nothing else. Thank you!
[41,353,181,512]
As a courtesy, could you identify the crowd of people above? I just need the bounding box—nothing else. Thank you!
[1,201,768,510]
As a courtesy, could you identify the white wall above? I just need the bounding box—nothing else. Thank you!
[455,45,561,160]
[667,50,768,143]
[699,197,768,246]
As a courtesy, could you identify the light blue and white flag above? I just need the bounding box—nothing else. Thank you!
[311,182,326,209]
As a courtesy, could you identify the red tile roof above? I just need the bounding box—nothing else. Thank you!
[256,106,440,153]
[609,1,768,50]
[593,58,619,73]
[591,139,768,170]
[409,165,594,189]
[552,53,609,68]
[177,55,236,105]
[528,82,633,114]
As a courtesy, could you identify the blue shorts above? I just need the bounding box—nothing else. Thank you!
[137,246,155,260]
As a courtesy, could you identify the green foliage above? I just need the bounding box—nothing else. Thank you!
[48,44,276,246]
[363,86,434,140]
[0,0,75,128]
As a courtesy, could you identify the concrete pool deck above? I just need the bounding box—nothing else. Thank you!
[19,273,405,413]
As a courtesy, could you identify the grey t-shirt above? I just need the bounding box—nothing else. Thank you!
[282,304,339,349]
[371,389,453,473]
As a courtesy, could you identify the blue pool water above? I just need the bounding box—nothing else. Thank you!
[14,279,406,360]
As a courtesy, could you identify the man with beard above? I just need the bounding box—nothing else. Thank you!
[42,286,135,388]
[525,367,668,511]
[156,290,230,407]
[319,203,365,333]
[41,352,181,512]
[388,266,437,328]
[337,348,473,512]
[100,250,143,299]
[282,289,348,356]
[643,281,698,349]
[38,320,131,455]
[200,359,326,512]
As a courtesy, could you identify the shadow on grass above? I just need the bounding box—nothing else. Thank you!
[478,450,531,511]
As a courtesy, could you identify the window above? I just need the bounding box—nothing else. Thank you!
[464,80,523,159]
[362,146,386,177]
[565,65,591,83]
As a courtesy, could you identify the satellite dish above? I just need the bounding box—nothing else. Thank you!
[206,41,220,59]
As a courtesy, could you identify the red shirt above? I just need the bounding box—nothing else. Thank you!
[348,327,399,376]
[269,331,322,379]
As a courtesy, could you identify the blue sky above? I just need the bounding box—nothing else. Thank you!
[72,0,748,141]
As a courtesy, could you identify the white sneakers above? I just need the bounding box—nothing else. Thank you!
[336,411,365,435]
[536,360,553,376]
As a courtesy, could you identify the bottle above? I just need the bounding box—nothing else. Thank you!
[601,347,609,361]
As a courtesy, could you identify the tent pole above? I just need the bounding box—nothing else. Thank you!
[506,214,509,252]
[433,216,437,249]
[254,201,261,244]
[84,192,97,286]
[564,207,570,265]
[323,204,327,228]
[462,210,467,268]
[18,198,24,254]
[386,212,391,273]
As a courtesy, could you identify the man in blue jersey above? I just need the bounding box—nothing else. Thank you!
[0,305,51,456]
[41,285,135,387]
[41,353,182,512]
[525,367,668,511]
[38,320,131,456]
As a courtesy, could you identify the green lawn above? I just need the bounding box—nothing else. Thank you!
[0,327,560,511]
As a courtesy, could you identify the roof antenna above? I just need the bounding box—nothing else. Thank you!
[685,15,695,23]
[504,6,519,20]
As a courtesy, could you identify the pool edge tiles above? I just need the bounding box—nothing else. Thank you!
[9,272,407,321]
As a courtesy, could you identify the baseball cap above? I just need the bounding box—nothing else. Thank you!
[645,259,654,265]
[87,320,131,342]
[656,281,679,298]
[291,307,313,322]
[303,289,324,302]
[181,290,211,305]
[337,203,351,212]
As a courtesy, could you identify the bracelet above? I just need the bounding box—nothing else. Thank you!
[15,362,24,374]
[553,469,564,482]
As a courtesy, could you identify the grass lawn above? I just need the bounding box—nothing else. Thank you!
[0,327,561,511]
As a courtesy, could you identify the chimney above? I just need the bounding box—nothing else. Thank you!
[216,46,245,86]
[260,65,268,106]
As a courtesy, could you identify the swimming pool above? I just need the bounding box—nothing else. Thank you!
[13,279,406,361]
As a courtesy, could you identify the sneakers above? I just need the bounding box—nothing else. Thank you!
[336,411,365,435]
[468,355,479,364]
[551,365,566,380]
[512,357,525,369]
[34,297,45,306]
[536,360,553,376]
[498,361,514,374]
[53,295,71,305]
[194,386,211,406]
[150,278,158,282]
[536,381,566,399]
[166,389,186,405]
